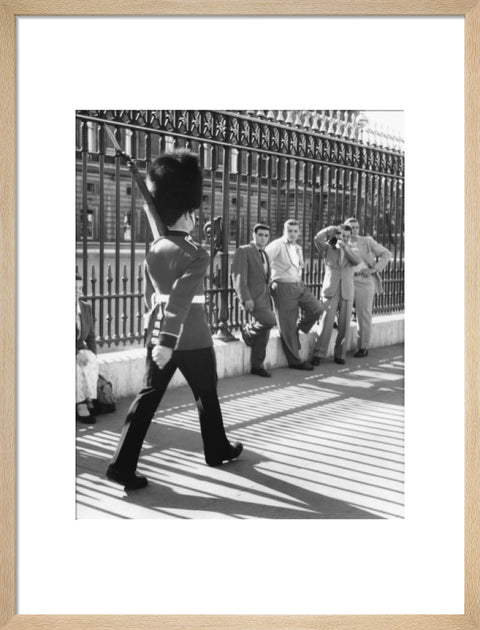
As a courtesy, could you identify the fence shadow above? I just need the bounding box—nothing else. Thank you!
[76,347,404,519]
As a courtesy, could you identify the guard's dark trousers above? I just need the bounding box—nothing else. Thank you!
[109,346,231,470]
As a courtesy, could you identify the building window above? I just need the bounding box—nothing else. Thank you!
[124,213,132,241]
[230,149,239,174]
[87,123,98,153]
[203,145,224,171]
[229,217,237,241]
[258,155,269,177]
[80,208,95,240]
[165,136,175,153]
[125,129,132,156]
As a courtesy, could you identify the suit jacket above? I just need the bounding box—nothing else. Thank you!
[265,237,304,282]
[231,242,271,310]
[314,228,361,300]
[351,235,392,294]
[76,300,96,354]
[144,230,212,351]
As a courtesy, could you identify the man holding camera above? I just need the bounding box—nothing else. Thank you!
[312,224,361,365]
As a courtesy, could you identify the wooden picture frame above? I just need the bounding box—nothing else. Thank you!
[1,2,478,629]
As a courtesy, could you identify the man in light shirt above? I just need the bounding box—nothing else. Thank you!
[265,219,325,370]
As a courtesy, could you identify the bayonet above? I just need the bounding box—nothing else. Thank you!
[104,124,165,240]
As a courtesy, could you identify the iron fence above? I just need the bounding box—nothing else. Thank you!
[76,110,404,348]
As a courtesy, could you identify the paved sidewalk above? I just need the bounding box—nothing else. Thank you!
[76,344,404,519]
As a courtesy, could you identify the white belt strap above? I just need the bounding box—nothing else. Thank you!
[154,292,205,305]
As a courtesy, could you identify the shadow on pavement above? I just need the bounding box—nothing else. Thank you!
[76,344,404,519]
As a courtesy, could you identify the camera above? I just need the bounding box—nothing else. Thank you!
[328,230,343,248]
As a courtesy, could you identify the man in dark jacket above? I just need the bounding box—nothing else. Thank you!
[106,151,242,490]
[231,223,275,378]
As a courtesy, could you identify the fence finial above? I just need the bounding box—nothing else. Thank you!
[319,111,327,133]
[327,110,336,134]
[334,110,342,136]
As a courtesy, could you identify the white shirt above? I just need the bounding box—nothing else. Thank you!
[349,241,368,272]
[286,242,300,269]
[265,237,304,282]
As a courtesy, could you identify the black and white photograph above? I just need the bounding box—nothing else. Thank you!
[75,109,405,519]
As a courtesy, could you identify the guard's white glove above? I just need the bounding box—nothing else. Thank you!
[152,345,173,369]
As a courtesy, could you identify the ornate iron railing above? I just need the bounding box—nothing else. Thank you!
[76,110,404,348]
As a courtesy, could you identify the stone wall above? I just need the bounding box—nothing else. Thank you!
[97,313,404,399]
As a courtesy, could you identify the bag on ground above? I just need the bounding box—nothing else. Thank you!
[93,374,116,414]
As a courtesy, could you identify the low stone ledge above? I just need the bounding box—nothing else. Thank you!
[98,312,404,400]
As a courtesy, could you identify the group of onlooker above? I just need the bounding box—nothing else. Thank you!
[232,217,392,377]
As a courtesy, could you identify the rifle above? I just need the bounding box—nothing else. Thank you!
[104,124,165,240]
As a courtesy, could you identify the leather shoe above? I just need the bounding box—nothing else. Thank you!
[334,357,346,365]
[106,465,148,490]
[241,327,254,347]
[207,441,243,467]
[310,356,321,367]
[354,348,368,358]
[77,414,96,425]
[251,367,271,377]
[289,361,314,371]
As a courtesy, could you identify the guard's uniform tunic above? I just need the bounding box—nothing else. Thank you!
[109,230,232,471]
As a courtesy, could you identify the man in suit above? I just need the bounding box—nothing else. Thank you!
[312,224,361,365]
[344,217,392,357]
[106,150,242,490]
[265,218,325,371]
[231,223,275,378]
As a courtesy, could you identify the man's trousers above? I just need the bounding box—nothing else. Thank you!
[314,290,353,360]
[271,280,323,366]
[109,346,232,471]
[353,275,376,349]
[244,306,276,369]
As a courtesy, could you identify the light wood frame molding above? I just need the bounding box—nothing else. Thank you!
[1,2,478,629]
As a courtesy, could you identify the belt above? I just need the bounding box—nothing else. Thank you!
[153,292,206,304]
[272,279,303,285]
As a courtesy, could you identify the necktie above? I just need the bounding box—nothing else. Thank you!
[259,249,268,274]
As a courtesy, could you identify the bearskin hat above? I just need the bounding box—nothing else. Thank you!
[147,150,203,226]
